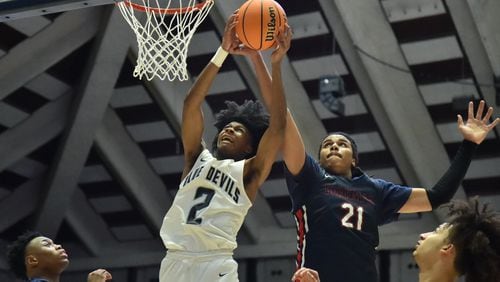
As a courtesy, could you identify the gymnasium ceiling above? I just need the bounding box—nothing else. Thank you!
[0,0,499,274]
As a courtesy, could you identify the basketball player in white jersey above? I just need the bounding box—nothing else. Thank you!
[159,14,292,282]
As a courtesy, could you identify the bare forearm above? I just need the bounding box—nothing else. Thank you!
[184,62,220,109]
[254,55,303,169]
[250,52,273,109]
[270,62,287,130]
[182,53,222,161]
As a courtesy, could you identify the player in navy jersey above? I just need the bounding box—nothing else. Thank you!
[284,101,498,282]
[232,45,499,281]
[280,100,499,282]
[159,14,291,282]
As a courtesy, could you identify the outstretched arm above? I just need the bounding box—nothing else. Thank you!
[244,26,291,201]
[181,14,237,179]
[231,28,306,176]
[399,100,499,213]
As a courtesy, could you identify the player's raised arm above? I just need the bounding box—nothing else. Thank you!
[244,25,291,200]
[399,100,499,213]
[231,25,306,176]
[181,14,238,178]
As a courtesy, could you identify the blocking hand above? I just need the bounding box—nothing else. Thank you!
[271,24,292,64]
[221,11,240,52]
[458,100,499,144]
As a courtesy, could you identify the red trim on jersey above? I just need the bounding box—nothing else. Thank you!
[294,208,306,269]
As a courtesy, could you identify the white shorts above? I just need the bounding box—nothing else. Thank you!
[159,250,239,282]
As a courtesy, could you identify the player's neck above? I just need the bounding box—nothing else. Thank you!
[29,276,60,282]
[326,167,352,179]
[29,270,61,282]
[419,258,459,282]
[419,269,457,282]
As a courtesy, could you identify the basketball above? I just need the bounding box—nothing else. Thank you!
[236,0,286,50]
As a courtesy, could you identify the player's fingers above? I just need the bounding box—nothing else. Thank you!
[482,107,493,122]
[457,114,464,127]
[476,100,485,120]
[310,269,320,280]
[468,101,474,120]
[285,25,292,39]
[487,117,499,130]
[294,268,307,277]
[92,269,105,274]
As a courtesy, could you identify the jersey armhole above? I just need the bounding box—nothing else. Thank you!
[288,154,319,184]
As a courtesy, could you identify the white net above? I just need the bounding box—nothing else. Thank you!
[117,0,214,81]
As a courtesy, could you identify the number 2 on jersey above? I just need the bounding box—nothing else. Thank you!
[341,203,364,230]
[186,187,215,225]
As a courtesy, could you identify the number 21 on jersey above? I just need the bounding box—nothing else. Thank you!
[341,203,364,230]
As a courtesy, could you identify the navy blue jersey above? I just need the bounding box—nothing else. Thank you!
[285,154,412,282]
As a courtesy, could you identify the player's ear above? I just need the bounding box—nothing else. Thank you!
[26,255,38,267]
[440,244,455,255]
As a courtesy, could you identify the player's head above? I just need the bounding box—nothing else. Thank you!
[413,198,500,282]
[212,100,269,161]
[6,231,69,280]
[318,132,358,177]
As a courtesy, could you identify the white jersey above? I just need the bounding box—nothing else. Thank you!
[160,149,252,252]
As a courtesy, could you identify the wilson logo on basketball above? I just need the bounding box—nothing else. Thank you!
[235,0,286,50]
[265,6,276,42]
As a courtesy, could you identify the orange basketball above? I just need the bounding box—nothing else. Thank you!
[236,0,286,50]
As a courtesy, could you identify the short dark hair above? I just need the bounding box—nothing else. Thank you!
[6,231,43,279]
[211,100,269,159]
[318,132,359,166]
[444,198,500,282]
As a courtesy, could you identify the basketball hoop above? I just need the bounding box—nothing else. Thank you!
[117,0,214,81]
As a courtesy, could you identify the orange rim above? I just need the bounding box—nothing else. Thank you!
[121,0,212,14]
